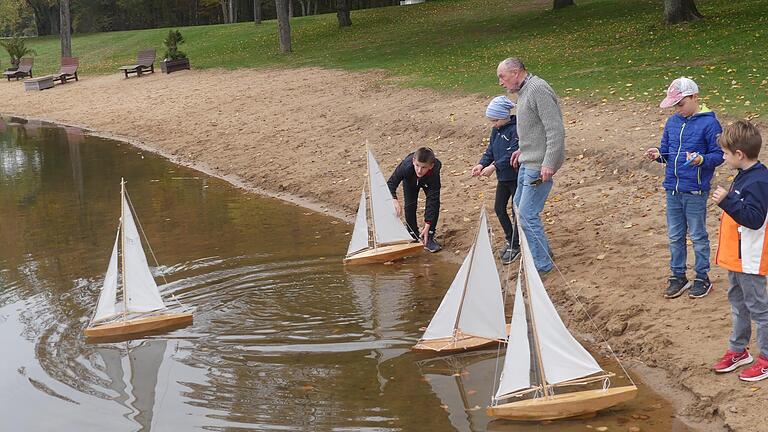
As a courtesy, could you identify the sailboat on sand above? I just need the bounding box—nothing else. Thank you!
[487,218,637,421]
[344,149,423,265]
[85,179,193,340]
[412,208,508,353]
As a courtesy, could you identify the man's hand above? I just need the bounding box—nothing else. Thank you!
[392,199,402,217]
[470,164,484,177]
[645,148,660,161]
[420,223,431,245]
[711,186,728,204]
[541,166,555,182]
[510,149,521,169]
[480,165,496,177]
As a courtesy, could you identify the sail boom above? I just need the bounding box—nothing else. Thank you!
[494,386,542,401]
[551,372,613,388]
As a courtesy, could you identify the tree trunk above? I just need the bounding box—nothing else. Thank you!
[275,0,291,53]
[253,0,261,23]
[298,0,306,16]
[552,0,574,9]
[288,0,294,17]
[336,0,351,27]
[664,0,703,24]
[220,0,230,23]
[60,0,72,57]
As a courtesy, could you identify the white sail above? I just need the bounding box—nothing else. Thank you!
[92,229,120,323]
[456,210,506,340]
[122,194,166,313]
[347,190,370,256]
[367,150,414,245]
[494,278,531,399]
[520,226,603,385]
[422,251,471,340]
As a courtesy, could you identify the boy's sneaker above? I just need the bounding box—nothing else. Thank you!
[501,247,520,265]
[664,275,690,299]
[424,235,442,253]
[713,348,753,373]
[739,354,768,382]
[689,277,713,298]
[498,242,511,259]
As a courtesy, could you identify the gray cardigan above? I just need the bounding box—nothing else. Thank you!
[515,75,566,172]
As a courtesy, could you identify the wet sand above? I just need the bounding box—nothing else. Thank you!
[2,67,765,431]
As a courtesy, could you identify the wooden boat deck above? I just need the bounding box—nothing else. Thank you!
[344,242,423,265]
[85,312,193,340]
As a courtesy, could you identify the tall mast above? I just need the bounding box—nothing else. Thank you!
[120,178,128,321]
[365,142,379,250]
[523,258,549,397]
[451,208,484,336]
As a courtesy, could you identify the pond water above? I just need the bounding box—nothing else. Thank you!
[0,117,692,431]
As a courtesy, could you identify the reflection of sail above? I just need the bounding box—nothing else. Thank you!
[418,352,499,432]
[95,340,168,431]
[346,268,413,389]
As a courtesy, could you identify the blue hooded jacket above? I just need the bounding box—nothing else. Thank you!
[656,108,724,193]
[478,116,519,182]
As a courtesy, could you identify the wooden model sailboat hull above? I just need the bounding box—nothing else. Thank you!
[486,385,638,421]
[344,242,423,265]
[412,324,511,353]
[85,312,193,339]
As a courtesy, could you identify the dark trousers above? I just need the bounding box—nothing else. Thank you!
[403,184,438,239]
[495,180,519,249]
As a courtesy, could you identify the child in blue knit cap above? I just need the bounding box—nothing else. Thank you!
[471,95,520,264]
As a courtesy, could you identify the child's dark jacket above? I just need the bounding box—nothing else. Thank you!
[478,116,519,182]
[387,153,441,225]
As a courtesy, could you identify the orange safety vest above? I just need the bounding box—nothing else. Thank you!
[716,211,768,275]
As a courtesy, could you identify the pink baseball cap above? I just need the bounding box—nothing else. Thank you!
[660,77,699,108]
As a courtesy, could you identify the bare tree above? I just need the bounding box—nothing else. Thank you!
[253,0,261,23]
[336,0,351,27]
[553,0,574,9]
[664,0,702,24]
[275,0,291,53]
[59,0,71,57]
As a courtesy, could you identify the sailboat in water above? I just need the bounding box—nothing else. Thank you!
[413,208,508,352]
[344,148,423,265]
[85,179,193,339]
[487,218,637,421]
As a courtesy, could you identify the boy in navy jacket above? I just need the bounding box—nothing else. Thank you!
[472,95,520,264]
[645,77,724,299]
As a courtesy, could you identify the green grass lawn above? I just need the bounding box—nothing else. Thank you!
[12,0,768,117]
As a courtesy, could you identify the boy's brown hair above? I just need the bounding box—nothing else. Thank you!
[718,120,762,160]
[414,147,436,164]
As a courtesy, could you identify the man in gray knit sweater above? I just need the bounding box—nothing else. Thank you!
[497,57,565,274]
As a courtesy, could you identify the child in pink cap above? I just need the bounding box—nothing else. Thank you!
[644,77,724,299]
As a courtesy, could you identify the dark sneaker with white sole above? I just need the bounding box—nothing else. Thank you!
[689,277,713,298]
[424,235,442,253]
[664,275,690,299]
[498,242,511,259]
[501,247,520,265]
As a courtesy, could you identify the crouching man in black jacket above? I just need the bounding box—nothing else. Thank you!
[387,147,442,253]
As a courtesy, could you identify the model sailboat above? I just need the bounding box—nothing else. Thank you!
[344,149,423,265]
[85,179,193,339]
[487,220,637,421]
[413,208,508,352]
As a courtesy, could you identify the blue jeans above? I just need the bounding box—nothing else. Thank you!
[513,166,554,272]
[728,271,768,355]
[665,190,710,278]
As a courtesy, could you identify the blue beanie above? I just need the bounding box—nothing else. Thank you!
[485,95,515,119]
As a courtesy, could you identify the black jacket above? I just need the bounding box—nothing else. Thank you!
[387,153,441,224]
[478,116,519,182]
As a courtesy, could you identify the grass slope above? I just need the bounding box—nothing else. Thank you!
[14,0,768,117]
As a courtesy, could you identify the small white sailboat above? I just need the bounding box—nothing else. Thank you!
[344,148,423,265]
[487,219,637,421]
[85,179,193,340]
[413,208,508,353]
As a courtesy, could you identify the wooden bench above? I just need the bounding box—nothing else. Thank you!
[119,49,156,78]
[53,57,79,84]
[24,75,54,91]
[4,57,33,81]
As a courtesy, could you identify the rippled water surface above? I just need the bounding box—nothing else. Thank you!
[0,118,691,431]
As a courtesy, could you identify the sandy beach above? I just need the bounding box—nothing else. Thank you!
[2,67,765,430]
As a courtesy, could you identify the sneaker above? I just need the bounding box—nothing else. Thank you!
[739,354,768,382]
[664,275,690,299]
[424,235,442,253]
[713,348,753,373]
[538,267,553,277]
[501,247,520,265]
[689,277,713,298]
[498,242,511,259]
